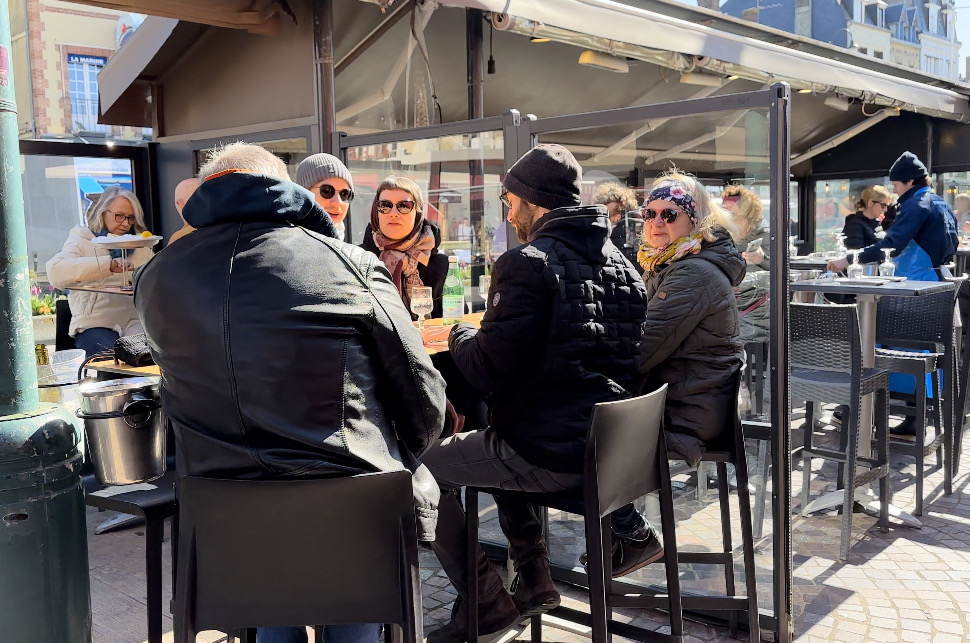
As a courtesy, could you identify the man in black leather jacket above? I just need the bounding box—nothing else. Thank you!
[134,143,447,642]
[421,145,649,642]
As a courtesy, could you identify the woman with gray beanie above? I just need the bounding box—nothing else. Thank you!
[295,153,355,241]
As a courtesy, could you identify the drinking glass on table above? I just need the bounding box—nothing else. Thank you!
[478,275,491,310]
[879,248,896,278]
[410,286,433,331]
[846,250,863,279]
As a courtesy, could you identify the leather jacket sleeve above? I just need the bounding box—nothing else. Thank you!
[365,257,447,457]
[448,249,550,393]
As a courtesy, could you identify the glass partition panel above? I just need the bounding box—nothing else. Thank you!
[534,104,778,616]
[937,171,970,235]
[343,130,505,309]
[814,176,889,252]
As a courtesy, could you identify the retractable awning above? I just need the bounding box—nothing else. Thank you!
[65,0,295,33]
[441,0,970,119]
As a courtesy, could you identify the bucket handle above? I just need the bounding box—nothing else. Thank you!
[76,395,161,429]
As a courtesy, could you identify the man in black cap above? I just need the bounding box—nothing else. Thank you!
[421,144,649,642]
[828,150,956,281]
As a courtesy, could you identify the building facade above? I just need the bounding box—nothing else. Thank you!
[9,0,148,141]
[719,0,961,80]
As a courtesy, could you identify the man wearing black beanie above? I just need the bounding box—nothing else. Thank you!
[420,144,650,642]
[828,150,956,282]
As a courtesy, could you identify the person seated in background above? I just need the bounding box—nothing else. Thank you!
[721,184,769,344]
[134,142,447,643]
[362,176,449,319]
[168,178,199,244]
[954,193,970,235]
[842,185,892,250]
[421,145,649,643]
[295,153,354,242]
[593,181,640,266]
[721,184,768,271]
[46,186,153,356]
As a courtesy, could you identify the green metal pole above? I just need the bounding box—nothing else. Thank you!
[0,1,92,640]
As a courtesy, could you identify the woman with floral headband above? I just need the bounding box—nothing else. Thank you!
[636,173,746,465]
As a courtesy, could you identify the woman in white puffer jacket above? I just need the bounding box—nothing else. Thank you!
[46,186,153,356]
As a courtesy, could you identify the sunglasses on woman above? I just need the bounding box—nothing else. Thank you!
[377,199,416,215]
[641,207,682,224]
[317,184,355,202]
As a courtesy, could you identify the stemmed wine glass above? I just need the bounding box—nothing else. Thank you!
[479,275,491,310]
[846,250,863,279]
[879,248,896,277]
[410,286,433,331]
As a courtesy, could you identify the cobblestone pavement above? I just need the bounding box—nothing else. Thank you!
[89,406,970,642]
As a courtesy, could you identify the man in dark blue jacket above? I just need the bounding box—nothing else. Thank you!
[828,151,957,280]
[421,145,649,643]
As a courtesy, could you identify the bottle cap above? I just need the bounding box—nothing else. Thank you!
[448,255,459,263]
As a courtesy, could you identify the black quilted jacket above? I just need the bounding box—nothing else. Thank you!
[448,205,648,473]
[639,230,746,465]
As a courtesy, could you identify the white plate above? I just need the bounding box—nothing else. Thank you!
[836,278,888,286]
[90,235,162,250]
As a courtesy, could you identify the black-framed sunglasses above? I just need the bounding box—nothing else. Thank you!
[107,210,136,225]
[641,207,681,224]
[500,190,511,209]
[318,184,355,202]
[376,199,417,215]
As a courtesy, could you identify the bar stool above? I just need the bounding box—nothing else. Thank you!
[790,303,890,561]
[874,289,955,515]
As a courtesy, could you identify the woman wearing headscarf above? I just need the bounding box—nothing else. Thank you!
[46,186,153,356]
[364,176,449,318]
[637,173,746,464]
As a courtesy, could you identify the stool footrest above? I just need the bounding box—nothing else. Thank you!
[681,596,752,611]
[677,552,733,565]
[549,605,683,642]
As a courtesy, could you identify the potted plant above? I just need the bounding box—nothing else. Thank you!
[30,286,58,344]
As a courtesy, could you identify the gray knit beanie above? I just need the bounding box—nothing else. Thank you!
[503,144,582,211]
[296,153,354,190]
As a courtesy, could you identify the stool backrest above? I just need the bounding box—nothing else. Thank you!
[55,298,75,351]
[876,289,955,348]
[175,470,420,641]
[790,302,861,373]
[585,383,668,517]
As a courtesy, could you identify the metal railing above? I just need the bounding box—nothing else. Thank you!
[69,98,111,134]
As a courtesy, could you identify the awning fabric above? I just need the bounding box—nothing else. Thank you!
[63,0,294,33]
[442,0,970,119]
[99,16,177,114]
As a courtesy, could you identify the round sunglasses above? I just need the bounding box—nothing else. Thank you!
[376,199,417,215]
[641,207,682,224]
[317,184,355,202]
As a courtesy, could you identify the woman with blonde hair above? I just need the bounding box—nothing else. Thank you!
[46,186,153,355]
[636,172,745,464]
[842,185,892,249]
[583,172,747,580]
[721,183,768,270]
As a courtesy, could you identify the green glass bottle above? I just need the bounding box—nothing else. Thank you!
[442,255,465,325]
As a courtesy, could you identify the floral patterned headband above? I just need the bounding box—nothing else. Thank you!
[645,180,697,223]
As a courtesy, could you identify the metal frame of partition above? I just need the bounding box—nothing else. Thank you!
[335,84,792,641]
[19,140,157,233]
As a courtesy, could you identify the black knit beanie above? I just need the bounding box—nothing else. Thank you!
[888,151,928,182]
[503,144,582,211]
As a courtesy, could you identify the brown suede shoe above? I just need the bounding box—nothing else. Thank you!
[426,591,521,643]
[510,557,561,616]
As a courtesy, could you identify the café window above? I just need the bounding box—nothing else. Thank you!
[67,54,109,134]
